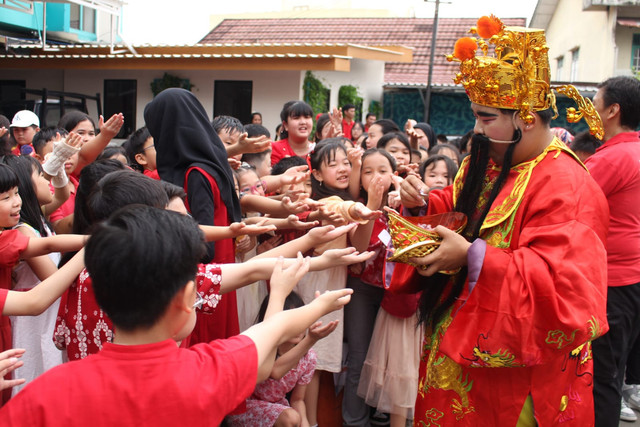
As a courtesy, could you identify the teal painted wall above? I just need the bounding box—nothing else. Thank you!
[0,2,44,31]
[383,89,591,137]
[0,3,97,42]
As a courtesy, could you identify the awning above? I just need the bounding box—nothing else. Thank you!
[617,18,640,28]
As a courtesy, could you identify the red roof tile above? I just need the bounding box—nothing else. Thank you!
[200,18,526,86]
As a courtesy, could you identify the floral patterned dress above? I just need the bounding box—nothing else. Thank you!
[54,264,223,360]
[227,350,316,426]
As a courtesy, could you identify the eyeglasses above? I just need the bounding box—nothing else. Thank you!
[193,291,205,310]
[240,180,267,195]
[141,144,155,152]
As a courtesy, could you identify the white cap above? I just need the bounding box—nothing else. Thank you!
[10,110,40,128]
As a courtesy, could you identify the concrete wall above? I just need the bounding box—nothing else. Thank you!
[546,0,615,82]
[0,61,383,140]
[615,24,640,75]
[0,68,303,139]
[313,58,385,118]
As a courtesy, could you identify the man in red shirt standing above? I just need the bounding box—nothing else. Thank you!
[341,103,356,141]
[587,76,640,426]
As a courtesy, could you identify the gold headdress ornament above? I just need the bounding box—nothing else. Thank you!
[446,15,604,139]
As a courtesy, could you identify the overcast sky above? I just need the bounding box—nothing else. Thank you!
[121,0,539,45]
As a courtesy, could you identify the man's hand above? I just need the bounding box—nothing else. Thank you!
[399,174,429,209]
[409,226,471,276]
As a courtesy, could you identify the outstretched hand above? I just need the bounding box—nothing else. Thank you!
[318,247,375,268]
[307,223,357,245]
[238,133,271,154]
[308,320,339,342]
[270,253,310,297]
[99,113,125,140]
[0,348,25,391]
[312,288,353,314]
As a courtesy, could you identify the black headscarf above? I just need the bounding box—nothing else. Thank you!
[414,122,437,150]
[144,88,241,222]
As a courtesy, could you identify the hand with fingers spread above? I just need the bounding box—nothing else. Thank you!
[315,205,348,226]
[307,223,358,246]
[238,133,272,155]
[0,348,26,391]
[281,196,310,214]
[99,113,125,140]
[229,221,277,237]
[285,214,319,230]
[409,225,471,276]
[42,131,83,188]
[270,253,311,299]
[314,247,375,270]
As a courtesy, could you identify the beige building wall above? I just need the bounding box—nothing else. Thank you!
[545,0,615,82]
[0,63,384,140]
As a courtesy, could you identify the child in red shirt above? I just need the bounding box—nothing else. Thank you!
[1,204,353,426]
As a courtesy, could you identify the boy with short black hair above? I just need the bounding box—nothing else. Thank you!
[1,205,352,425]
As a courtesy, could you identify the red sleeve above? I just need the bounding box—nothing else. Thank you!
[440,173,609,368]
[0,229,29,267]
[195,263,222,314]
[190,334,258,415]
[0,289,8,314]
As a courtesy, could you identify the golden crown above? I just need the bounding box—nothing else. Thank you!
[446,15,604,139]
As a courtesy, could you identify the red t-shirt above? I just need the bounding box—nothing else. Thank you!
[342,119,354,141]
[55,264,224,361]
[585,131,640,286]
[49,175,79,223]
[0,335,258,426]
[270,138,311,167]
[143,169,161,180]
[0,229,29,404]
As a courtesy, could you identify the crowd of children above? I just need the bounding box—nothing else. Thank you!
[1,90,597,426]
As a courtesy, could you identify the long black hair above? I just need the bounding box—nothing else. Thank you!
[417,116,521,328]
[309,138,352,201]
[1,155,50,236]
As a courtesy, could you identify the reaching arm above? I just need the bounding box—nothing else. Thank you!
[21,234,86,259]
[74,114,124,174]
[16,226,58,282]
[217,248,373,294]
[240,256,353,382]
[3,249,85,316]
[252,223,356,260]
[243,284,353,382]
[199,221,276,242]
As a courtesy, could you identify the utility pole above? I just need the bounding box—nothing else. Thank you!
[424,0,445,123]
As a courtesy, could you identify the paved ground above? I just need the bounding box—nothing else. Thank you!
[620,407,640,426]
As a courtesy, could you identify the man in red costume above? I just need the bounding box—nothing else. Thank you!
[393,16,610,425]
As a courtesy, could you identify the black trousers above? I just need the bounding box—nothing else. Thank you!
[592,281,640,427]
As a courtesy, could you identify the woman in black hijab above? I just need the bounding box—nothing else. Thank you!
[144,88,241,342]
